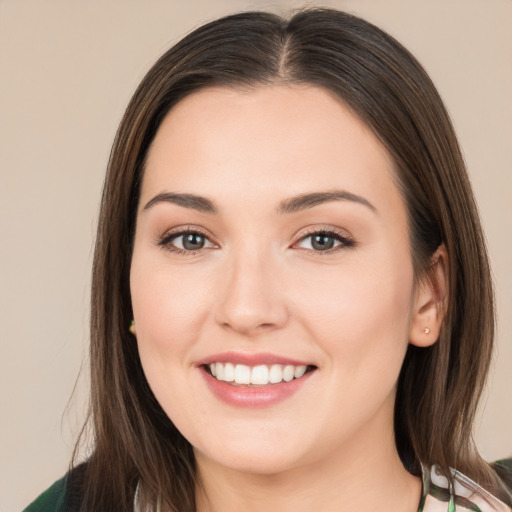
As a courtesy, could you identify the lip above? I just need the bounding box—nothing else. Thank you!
[196,352,316,408]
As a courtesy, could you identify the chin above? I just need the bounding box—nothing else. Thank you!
[194,436,309,476]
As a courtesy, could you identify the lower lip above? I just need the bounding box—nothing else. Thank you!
[200,368,315,408]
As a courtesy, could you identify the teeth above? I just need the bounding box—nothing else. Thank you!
[208,363,309,385]
[269,364,283,383]
[234,364,251,384]
[215,362,223,380]
[224,362,235,382]
[294,365,307,378]
[250,365,269,385]
[283,365,295,382]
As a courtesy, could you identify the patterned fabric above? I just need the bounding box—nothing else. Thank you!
[420,465,511,512]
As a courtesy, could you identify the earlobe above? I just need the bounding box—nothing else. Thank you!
[409,245,448,348]
[129,319,137,336]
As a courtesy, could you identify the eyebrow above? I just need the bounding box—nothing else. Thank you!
[277,190,376,214]
[143,192,218,213]
[143,189,376,215]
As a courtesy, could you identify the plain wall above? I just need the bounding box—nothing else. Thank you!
[1,1,510,510]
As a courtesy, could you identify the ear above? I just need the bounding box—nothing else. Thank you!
[129,319,137,337]
[409,245,448,347]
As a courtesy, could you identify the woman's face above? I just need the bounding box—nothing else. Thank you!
[130,85,431,475]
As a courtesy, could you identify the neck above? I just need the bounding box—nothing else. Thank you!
[195,431,421,512]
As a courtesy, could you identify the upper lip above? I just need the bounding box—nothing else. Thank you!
[195,351,315,367]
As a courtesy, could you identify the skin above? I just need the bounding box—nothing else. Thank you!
[130,85,447,512]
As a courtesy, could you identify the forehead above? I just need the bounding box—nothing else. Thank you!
[141,85,401,216]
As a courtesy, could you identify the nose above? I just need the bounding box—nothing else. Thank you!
[214,250,289,337]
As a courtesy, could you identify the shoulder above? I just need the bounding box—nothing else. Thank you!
[493,458,512,493]
[23,463,87,512]
[23,476,67,512]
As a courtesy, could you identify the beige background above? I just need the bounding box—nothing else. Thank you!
[1,0,511,510]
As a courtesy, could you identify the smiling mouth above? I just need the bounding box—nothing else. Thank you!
[205,363,316,386]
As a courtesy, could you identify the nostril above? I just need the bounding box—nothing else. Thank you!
[219,320,280,336]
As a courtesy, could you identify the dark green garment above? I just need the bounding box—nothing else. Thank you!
[23,475,67,512]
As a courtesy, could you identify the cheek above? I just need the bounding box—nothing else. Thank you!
[130,254,211,330]
[129,254,214,423]
[129,252,215,365]
[296,252,415,425]
[293,250,415,365]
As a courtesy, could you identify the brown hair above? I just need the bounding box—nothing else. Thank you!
[74,8,510,510]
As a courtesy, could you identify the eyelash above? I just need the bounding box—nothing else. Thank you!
[157,227,215,256]
[157,227,356,256]
[294,227,356,254]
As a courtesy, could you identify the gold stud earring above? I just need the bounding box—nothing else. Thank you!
[424,327,431,334]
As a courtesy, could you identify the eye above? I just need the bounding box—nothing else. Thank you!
[295,230,355,252]
[159,229,216,253]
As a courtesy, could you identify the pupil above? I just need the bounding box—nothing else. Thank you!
[183,233,205,250]
[312,234,334,251]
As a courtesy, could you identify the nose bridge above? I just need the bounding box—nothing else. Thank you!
[215,240,288,335]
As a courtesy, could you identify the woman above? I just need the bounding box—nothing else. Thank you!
[24,8,512,512]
